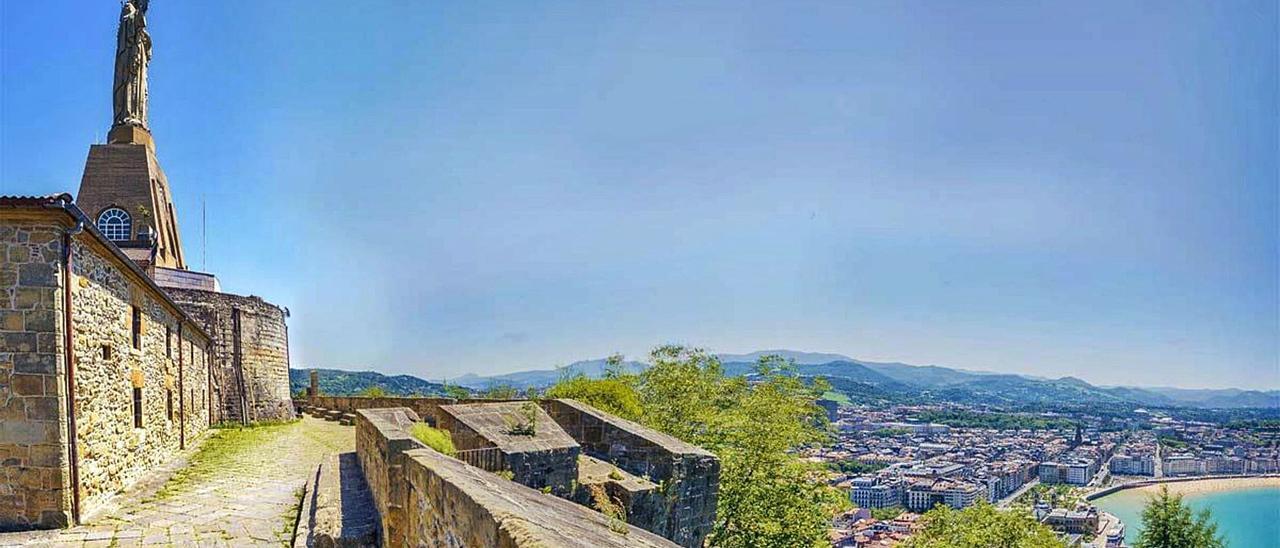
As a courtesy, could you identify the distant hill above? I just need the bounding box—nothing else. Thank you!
[451,358,647,390]
[859,360,1003,387]
[716,350,856,365]
[289,368,449,397]
[299,349,1280,409]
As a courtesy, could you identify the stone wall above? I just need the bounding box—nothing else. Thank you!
[436,402,580,497]
[69,236,211,519]
[0,219,71,531]
[1,208,213,530]
[167,288,293,424]
[354,407,676,548]
[541,399,720,548]
[308,395,517,429]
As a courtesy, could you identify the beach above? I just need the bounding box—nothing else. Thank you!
[1094,477,1280,547]
[1111,476,1280,498]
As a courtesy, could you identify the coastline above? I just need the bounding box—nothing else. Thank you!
[1087,474,1280,501]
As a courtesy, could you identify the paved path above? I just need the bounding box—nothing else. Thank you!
[1,416,353,547]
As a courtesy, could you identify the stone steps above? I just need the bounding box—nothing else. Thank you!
[292,452,378,548]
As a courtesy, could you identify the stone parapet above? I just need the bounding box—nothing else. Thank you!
[437,402,581,497]
[308,395,519,429]
[401,447,675,547]
[354,407,424,546]
[541,399,720,547]
[355,406,677,547]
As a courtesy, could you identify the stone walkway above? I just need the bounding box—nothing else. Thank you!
[0,416,353,547]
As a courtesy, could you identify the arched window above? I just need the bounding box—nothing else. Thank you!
[97,207,132,241]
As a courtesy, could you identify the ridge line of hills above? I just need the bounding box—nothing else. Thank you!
[289,349,1280,409]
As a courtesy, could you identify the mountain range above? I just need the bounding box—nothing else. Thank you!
[291,349,1279,409]
[446,349,1280,409]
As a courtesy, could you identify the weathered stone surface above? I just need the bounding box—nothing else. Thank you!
[13,353,56,375]
[542,399,720,547]
[68,235,212,519]
[356,407,676,547]
[575,454,666,535]
[0,416,352,545]
[166,288,295,424]
[0,219,68,531]
[294,452,377,548]
[16,263,56,287]
[438,401,581,497]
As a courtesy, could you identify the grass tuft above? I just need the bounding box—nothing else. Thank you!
[155,421,297,498]
[410,423,457,456]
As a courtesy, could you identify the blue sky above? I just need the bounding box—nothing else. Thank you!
[2,1,1276,388]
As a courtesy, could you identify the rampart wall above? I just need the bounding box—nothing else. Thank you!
[541,399,719,548]
[354,407,677,548]
[307,395,517,428]
[167,288,293,424]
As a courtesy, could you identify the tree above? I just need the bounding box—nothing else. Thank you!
[1133,486,1225,548]
[480,383,520,399]
[441,383,471,399]
[639,347,845,547]
[544,354,643,420]
[903,503,1066,548]
[545,346,847,547]
[358,386,387,398]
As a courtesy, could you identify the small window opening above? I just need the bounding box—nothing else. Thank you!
[102,345,112,360]
[165,326,172,357]
[132,387,144,428]
[131,306,142,350]
[166,389,174,421]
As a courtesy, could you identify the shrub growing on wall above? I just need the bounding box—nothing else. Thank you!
[411,423,457,456]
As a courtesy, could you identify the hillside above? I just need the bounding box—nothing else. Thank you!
[298,350,1279,409]
[289,368,449,397]
[451,358,648,390]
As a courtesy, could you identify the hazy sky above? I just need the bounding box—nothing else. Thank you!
[2,1,1276,388]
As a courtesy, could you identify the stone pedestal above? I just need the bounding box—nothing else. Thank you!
[106,124,154,150]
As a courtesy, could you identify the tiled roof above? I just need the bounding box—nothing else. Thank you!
[0,193,73,206]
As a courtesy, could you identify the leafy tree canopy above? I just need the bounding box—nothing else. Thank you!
[1133,486,1225,548]
[903,503,1066,548]
[547,346,847,547]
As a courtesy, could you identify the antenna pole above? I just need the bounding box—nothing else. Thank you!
[202,197,207,270]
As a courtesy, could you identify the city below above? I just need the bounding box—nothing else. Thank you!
[813,402,1279,547]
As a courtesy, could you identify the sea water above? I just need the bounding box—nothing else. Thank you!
[1094,485,1280,547]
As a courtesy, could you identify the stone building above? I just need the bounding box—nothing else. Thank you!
[1,2,296,530]
[0,196,213,530]
[62,0,296,425]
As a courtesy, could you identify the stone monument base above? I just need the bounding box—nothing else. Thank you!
[107,124,154,149]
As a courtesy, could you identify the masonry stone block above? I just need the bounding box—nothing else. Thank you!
[13,353,56,375]
[17,264,56,287]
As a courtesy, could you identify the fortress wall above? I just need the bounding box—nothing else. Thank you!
[355,407,423,546]
[308,395,519,428]
[166,288,294,424]
[0,220,71,530]
[354,407,677,548]
[540,399,720,548]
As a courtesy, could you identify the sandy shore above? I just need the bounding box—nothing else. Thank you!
[1122,476,1280,497]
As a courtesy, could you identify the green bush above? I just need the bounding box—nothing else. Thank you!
[359,386,388,398]
[411,423,457,456]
